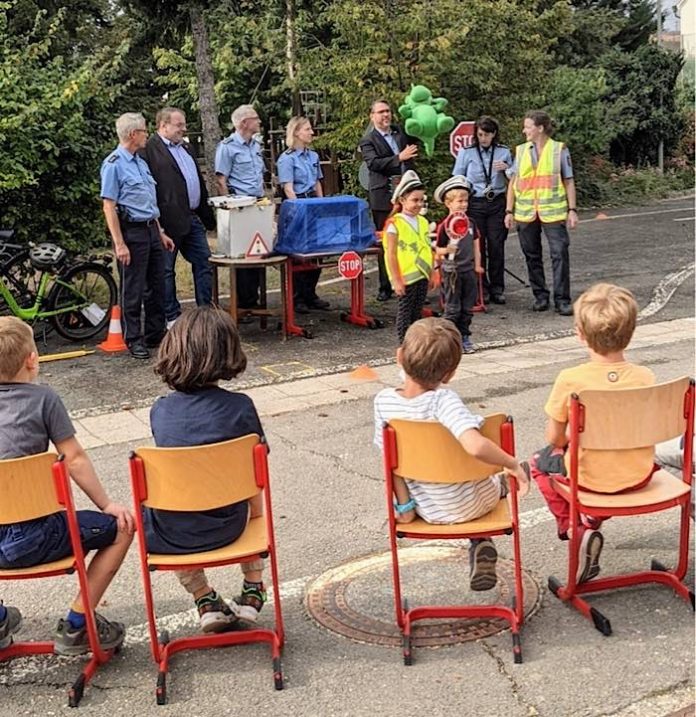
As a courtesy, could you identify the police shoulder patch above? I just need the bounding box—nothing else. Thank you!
[107,154,118,163]
[283,148,294,155]
[221,136,234,144]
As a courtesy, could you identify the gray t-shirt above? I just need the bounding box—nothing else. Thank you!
[0,382,75,459]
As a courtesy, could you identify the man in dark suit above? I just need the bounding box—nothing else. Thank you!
[141,107,216,328]
[358,99,418,301]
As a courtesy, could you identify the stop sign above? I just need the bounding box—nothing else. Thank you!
[449,121,476,158]
[338,251,363,280]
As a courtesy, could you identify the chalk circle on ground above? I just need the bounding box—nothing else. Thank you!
[305,544,541,647]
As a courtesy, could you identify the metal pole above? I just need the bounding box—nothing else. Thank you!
[657,0,664,173]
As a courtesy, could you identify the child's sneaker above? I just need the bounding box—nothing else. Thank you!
[234,581,267,622]
[0,604,22,649]
[462,338,476,354]
[469,539,498,591]
[577,529,603,584]
[196,591,239,633]
[54,612,125,656]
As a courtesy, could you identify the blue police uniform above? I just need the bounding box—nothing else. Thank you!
[277,148,323,197]
[100,145,165,350]
[276,147,328,311]
[214,132,266,308]
[452,143,513,302]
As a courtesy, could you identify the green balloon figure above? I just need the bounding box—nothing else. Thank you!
[398,84,455,158]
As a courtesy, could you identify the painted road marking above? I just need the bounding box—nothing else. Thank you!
[638,263,695,319]
[673,217,694,222]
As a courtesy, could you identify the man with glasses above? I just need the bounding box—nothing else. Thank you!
[141,107,216,330]
[100,113,174,359]
[359,100,418,302]
[215,105,266,311]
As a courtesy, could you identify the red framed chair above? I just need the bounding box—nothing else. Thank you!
[548,376,695,636]
[0,452,119,707]
[382,413,524,665]
[129,434,285,705]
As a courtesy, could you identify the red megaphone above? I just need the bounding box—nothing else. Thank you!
[444,213,469,237]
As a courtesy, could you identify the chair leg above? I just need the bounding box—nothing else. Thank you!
[156,670,167,706]
[68,653,105,707]
[511,631,523,664]
[273,655,284,690]
[401,599,412,666]
[547,575,613,637]
[650,560,695,608]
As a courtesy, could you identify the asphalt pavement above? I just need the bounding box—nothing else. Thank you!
[0,196,694,716]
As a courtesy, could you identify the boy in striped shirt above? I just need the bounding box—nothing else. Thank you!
[374,317,530,590]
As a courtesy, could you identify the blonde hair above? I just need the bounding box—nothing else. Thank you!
[574,283,638,354]
[115,112,146,142]
[0,317,36,381]
[443,188,469,206]
[401,318,462,388]
[285,116,311,149]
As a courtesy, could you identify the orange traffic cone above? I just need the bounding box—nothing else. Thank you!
[98,305,128,353]
[350,364,378,381]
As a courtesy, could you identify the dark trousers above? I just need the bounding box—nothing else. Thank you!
[372,209,392,294]
[443,268,477,339]
[164,215,212,321]
[119,224,165,345]
[396,278,428,344]
[468,194,508,297]
[294,269,322,304]
[237,268,262,309]
[517,219,571,306]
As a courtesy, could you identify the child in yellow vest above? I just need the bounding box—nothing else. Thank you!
[383,170,434,343]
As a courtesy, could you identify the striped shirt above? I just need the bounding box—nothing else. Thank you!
[374,387,504,524]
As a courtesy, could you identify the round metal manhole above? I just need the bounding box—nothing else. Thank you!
[305,545,541,647]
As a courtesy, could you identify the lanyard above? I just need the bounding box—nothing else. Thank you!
[475,144,495,185]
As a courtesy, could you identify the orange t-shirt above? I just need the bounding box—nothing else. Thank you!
[544,361,656,492]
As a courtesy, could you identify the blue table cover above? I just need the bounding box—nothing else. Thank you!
[275,195,376,255]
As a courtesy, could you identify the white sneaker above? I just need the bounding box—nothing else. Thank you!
[166,318,178,330]
[577,529,603,583]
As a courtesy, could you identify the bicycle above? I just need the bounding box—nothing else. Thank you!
[0,232,117,341]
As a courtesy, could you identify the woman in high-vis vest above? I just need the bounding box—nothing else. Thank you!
[504,110,577,317]
[384,170,434,343]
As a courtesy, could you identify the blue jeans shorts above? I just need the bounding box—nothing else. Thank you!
[0,510,117,569]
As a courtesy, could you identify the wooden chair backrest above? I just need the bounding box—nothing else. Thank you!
[135,434,261,511]
[389,413,507,484]
[577,377,691,450]
[0,452,62,524]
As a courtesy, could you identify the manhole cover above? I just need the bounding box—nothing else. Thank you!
[305,545,541,647]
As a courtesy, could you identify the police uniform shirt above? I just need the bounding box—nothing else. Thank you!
[452,144,513,198]
[276,148,323,195]
[100,146,160,222]
[507,143,573,180]
[214,131,265,198]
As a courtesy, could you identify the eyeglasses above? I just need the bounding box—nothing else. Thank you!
[134,128,148,134]
[373,109,391,115]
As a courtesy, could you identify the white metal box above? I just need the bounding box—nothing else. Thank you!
[208,195,276,258]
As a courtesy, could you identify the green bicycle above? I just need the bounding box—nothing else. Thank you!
[0,234,117,341]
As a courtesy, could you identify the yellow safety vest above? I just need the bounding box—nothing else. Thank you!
[383,214,433,285]
[513,139,568,223]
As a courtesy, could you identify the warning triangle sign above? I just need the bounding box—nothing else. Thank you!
[245,232,271,258]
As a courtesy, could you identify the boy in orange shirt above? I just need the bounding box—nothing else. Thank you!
[530,283,656,582]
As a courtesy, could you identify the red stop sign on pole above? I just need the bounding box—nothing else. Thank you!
[449,121,476,158]
[338,251,363,280]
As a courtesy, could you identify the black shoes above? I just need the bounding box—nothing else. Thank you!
[128,342,150,359]
[532,299,550,312]
[490,293,506,305]
[376,290,393,302]
[144,333,166,349]
[294,302,310,315]
[308,297,330,310]
[556,302,573,316]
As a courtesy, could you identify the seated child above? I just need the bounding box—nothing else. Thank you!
[383,170,434,344]
[530,283,656,583]
[0,317,134,655]
[433,175,484,354]
[0,602,21,649]
[145,307,267,632]
[374,317,530,591]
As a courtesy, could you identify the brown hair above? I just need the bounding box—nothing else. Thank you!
[574,283,638,354]
[0,316,36,381]
[401,318,462,388]
[524,110,553,134]
[154,308,247,392]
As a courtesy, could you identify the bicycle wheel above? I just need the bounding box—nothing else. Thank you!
[0,249,39,313]
[49,262,117,341]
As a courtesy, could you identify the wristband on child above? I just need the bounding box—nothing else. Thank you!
[394,499,416,514]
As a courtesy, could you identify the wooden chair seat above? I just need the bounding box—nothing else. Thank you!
[0,555,74,578]
[553,469,690,510]
[397,498,511,537]
[148,516,267,568]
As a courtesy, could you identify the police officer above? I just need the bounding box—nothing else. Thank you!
[276,116,330,314]
[214,104,265,310]
[452,116,512,304]
[100,112,174,359]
